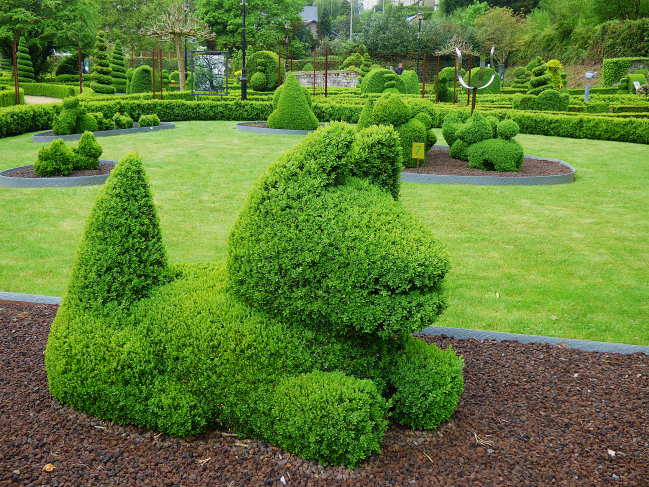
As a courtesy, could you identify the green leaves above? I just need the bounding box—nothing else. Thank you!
[267,72,319,130]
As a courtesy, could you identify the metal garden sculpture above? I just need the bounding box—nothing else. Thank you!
[456,46,495,115]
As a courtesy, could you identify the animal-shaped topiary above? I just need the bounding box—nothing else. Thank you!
[360,68,419,94]
[52,97,99,136]
[447,112,493,161]
[513,87,569,112]
[467,118,524,172]
[72,131,103,170]
[46,124,464,468]
[267,72,319,130]
[247,51,285,91]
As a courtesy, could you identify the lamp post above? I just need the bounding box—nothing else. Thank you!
[285,21,290,63]
[240,0,248,101]
[416,2,423,79]
[584,70,597,102]
[349,0,353,40]
[183,1,189,90]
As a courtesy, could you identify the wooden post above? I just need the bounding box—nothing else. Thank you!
[453,50,457,105]
[422,53,426,98]
[435,55,440,104]
[78,44,83,94]
[12,43,19,106]
[325,49,328,98]
[467,53,472,106]
[152,48,156,100]
[159,46,163,100]
[313,49,316,97]
[278,48,281,87]
[131,40,134,69]
[290,49,293,72]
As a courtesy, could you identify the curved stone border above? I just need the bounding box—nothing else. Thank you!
[235,122,325,136]
[401,145,575,186]
[32,122,175,143]
[0,160,117,188]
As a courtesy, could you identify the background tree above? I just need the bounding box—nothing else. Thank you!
[110,40,127,93]
[474,7,525,66]
[0,0,97,80]
[318,7,332,39]
[16,36,34,83]
[588,0,649,23]
[195,0,304,49]
[144,2,216,91]
[91,30,115,94]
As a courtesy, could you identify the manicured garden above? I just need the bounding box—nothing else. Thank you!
[1,120,647,346]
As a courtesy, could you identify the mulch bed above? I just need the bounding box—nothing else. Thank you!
[3,163,115,179]
[403,146,573,177]
[2,302,647,486]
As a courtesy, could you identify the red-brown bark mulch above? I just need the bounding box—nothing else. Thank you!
[3,163,115,179]
[1,303,647,486]
[403,146,573,177]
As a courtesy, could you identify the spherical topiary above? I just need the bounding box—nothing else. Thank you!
[414,111,433,130]
[110,40,127,93]
[456,112,492,145]
[497,118,519,140]
[246,51,285,91]
[16,37,35,83]
[271,371,389,468]
[408,98,439,128]
[266,74,318,130]
[130,65,152,94]
[249,71,267,92]
[75,112,99,134]
[73,131,102,170]
[34,139,75,177]
[372,92,412,126]
[90,31,115,95]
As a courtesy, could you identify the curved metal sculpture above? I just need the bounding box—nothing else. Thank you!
[456,46,495,114]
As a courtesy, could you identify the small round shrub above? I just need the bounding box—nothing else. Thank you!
[301,62,314,72]
[456,112,492,145]
[400,70,420,95]
[536,89,569,111]
[497,118,519,140]
[449,138,470,160]
[138,114,161,127]
[468,138,524,172]
[486,115,498,138]
[73,131,102,170]
[90,112,114,131]
[130,65,153,94]
[390,337,464,430]
[267,72,318,130]
[408,99,439,128]
[372,92,412,126]
[271,371,389,468]
[34,139,75,177]
[250,71,267,92]
[340,52,363,69]
[112,112,134,129]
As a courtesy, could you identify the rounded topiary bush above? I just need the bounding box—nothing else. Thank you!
[247,51,285,91]
[271,371,389,468]
[73,131,102,170]
[267,72,319,130]
[75,112,99,134]
[301,62,314,72]
[34,139,75,177]
[355,98,375,132]
[90,31,115,95]
[441,112,464,147]
[497,118,519,140]
[250,71,267,92]
[139,114,161,127]
[390,337,464,430]
[468,137,524,171]
[372,92,411,126]
[130,65,152,94]
[397,118,427,168]
[400,70,420,95]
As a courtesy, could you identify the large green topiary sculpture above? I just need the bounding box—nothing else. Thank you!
[110,40,127,93]
[16,37,34,83]
[90,31,115,95]
[511,67,531,89]
[267,72,318,130]
[356,53,372,85]
[52,97,99,136]
[247,51,285,91]
[130,65,152,93]
[468,118,524,172]
[47,124,464,468]
[34,131,103,176]
[527,63,553,96]
[361,68,422,94]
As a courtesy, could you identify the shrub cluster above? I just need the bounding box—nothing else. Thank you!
[617,72,648,94]
[247,51,285,92]
[513,89,570,112]
[52,97,98,135]
[138,114,160,127]
[33,131,103,176]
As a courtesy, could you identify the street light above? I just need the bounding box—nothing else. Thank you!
[584,70,597,102]
[285,21,290,59]
[416,2,424,79]
[240,0,248,101]
[183,1,189,90]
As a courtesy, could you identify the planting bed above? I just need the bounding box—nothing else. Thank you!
[0,162,116,188]
[32,123,175,143]
[2,302,647,486]
[236,122,326,135]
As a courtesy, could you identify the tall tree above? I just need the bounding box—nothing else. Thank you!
[474,7,525,66]
[195,0,304,49]
[144,2,216,91]
[319,7,332,39]
[588,0,649,22]
[0,0,98,79]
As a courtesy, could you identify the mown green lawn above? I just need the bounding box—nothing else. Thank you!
[1,121,647,345]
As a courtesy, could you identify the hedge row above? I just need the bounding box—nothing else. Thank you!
[0,87,24,107]
[21,83,80,99]
[602,57,649,86]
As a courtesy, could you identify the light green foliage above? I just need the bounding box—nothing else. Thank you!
[34,139,75,177]
[356,53,372,85]
[546,59,564,89]
[169,70,179,81]
[64,152,168,311]
[90,112,114,131]
[441,112,463,147]
[52,97,82,136]
[390,337,464,430]
[396,118,427,168]
[512,67,531,89]
[617,73,648,94]
[112,112,134,129]
[525,56,544,72]
[271,371,389,468]
[138,114,161,127]
[372,92,411,126]
[347,125,403,200]
[91,31,115,95]
[272,83,312,110]
[466,67,501,95]
[110,41,127,93]
[17,37,34,83]
[131,66,153,94]
[355,97,374,132]
[267,72,318,130]
[467,118,524,172]
[125,68,134,94]
[408,98,439,129]
[74,113,99,135]
[446,112,498,162]
[360,68,407,94]
[247,51,285,91]
[301,62,314,72]
[72,131,103,171]
[512,89,570,111]
[400,70,420,95]
[527,63,553,96]
[340,52,363,69]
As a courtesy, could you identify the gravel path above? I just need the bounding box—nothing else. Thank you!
[23,95,63,105]
[2,303,648,486]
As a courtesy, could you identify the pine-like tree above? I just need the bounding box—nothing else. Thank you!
[17,37,35,83]
[110,40,127,93]
[91,31,115,95]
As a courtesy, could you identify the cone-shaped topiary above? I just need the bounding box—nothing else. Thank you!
[16,37,35,83]
[511,67,531,89]
[355,98,375,132]
[266,72,319,130]
[91,31,115,95]
[64,152,168,311]
[73,131,102,170]
[301,62,314,72]
[110,40,127,93]
[527,63,553,96]
[130,65,152,94]
[1,55,12,72]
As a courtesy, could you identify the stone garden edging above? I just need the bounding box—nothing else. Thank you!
[32,122,175,143]
[0,160,117,188]
[235,122,325,136]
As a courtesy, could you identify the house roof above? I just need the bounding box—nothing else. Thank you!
[300,5,318,22]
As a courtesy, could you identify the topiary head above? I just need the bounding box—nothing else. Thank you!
[497,118,519,140]
[532,64,548,77]
[456,112,493,145]
[372,93,412,127]
[63,97,80,109]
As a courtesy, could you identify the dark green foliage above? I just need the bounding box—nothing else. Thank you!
[125,68,134,94]
[91,31,115,95]
[34,139,75,176]
[390,337,464,430]
[131,66,152,94]
[355,98,375,132]
[110,41,127,93]
[372,93,411,126]
[530,73,552,88]
[360,68,407,94]
[526,56,544,73]
[408,98,439,127]
[72,131,102,170]
[512,67,531,89]
[112,112,134,129]
[436,74,455,103]
[468,138,525,171]
[449,139,470,160]
[356,54,372,85]
[527,63,553,96]
[486,115,499,138]
[466,67,501,94]
[65,152,168,311]
[161,70,171,91]
[52,97,82,136]
[228,122,450,340]
[272,371,389,468]
[17,37,35,83]
[513,90,570,111]
[267,72,318,130]
[427,129,438,150]
[531,64,548,77]
[56,55,79,77]
[397,119,427,168]
[347,125,403,200]
[247,51,285,91]
[1,55,13,72]
[441,112,463,147]
[400,70,420,95]
[75,113,98,134]
[138,114,161,127]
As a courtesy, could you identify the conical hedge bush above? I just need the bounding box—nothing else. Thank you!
[91,31,115,95]
[267,72,318,130]
[65,152,168,311]
[110,40,127,93]
[17,37,34,83]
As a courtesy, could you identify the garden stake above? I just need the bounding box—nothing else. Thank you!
[313,49,316,97]
[159,45,164,100]
[290,49,292,72]
[467,53,472,106]
[278,48,281,87]
[436,55,440,104]
[152,47,156,100]
[453,50,457,105]
[325,49,328,98]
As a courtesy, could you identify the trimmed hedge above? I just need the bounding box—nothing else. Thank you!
[0,86,24,107]
[22,83,79,99]
[138,114,160,127]
[603,57,649,87]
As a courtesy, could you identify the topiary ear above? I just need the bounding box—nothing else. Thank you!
[65,152,168,311]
